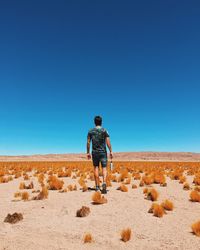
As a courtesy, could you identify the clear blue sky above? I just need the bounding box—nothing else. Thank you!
[0,0,200,155]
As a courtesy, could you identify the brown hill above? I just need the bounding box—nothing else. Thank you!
[0,152,200,161]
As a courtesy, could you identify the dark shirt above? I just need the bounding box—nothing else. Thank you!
[87,127,109,154]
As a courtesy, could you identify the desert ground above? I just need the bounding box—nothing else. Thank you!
[1,159,200,250]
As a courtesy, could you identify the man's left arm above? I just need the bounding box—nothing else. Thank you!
[86,133,91,159]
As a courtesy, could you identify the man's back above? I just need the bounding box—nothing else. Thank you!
[87,127,109,154]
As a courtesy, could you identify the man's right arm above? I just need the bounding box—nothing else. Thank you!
[106,137,113,159]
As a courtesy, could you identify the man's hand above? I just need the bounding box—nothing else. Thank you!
[110,152,113,159]
[87,153,91,160]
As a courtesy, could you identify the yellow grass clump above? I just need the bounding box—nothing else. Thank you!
[48,176,64,190]
[153,204,165,217]
[120,228,132,242]
[21,191,29,201]
[132,184,137,189]
[183,182,190,190]
[147,188,159,201]
[76,206,90,217]
[83,233,93,243]
[117,184,128,192]
[161,199,174,211]
[190,190,200,202]
[191,221,200,236]
[92,191,107,205]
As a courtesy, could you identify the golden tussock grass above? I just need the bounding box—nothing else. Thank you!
[142,175,153,185]
[194,186,200,192]
[132,184,137,189]
[161,199,174,211]
[179,176,186,184]
[191,221,200,236]
[147,188,159,201]
[117,184,128,192]
[149,203,166,217]
[183,182,190,190]
[120,228,132,242]
[21,191,29,201]
[153,204,165,217]
[190,190,200,202]
[92,191,107,204]
[139,180,144,187]
[76,206,90,217]
[48,176,64,190]
[83,233,93,243]
[14,192,21,198]
[33,186,49,200]
[143,187,149,194]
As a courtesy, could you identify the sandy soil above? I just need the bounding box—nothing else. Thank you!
[1,151,200,162]
[1,171,200,250]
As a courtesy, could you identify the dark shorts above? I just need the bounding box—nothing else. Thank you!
[92,152,108,168]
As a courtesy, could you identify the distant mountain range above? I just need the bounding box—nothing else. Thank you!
[0,152,200,161]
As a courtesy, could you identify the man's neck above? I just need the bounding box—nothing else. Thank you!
[96,125,102,129]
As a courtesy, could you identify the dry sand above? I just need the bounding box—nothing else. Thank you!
[1,170,200,250]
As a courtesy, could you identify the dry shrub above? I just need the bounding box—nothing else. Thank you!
[151,204,165,217]
[21,192,29,201]
[133,172,141,180]
[83,233,93,243]
[153,204,165,217]
[38,173,45,184]
[117,184,128,192]
[193,176,200,186]
[132,184,137,189]
[147,188,159,201]
[67,184,73,191]
[119,169,129,182]
[179,176,186,184]
[14,192,21,198]
[183,182,190,190]
[23,174,29,180]
[148,203,158,213]
[161,199,174,211]
[92,191,107,205]
[143,188,149,194]
[154,174,166,185]
[191,221,200,236]
[121,228,132,242]
[48,176,64,190]
[190,190,200,202]
[76,206,90,217]
[4,213,23,224]
[33,186,49,200]
[142,175,153,185]
[19,182,25,189]
[124,178,131,185]
[139,180,144,187]
[194,186,200,192]
[82,184,88,192]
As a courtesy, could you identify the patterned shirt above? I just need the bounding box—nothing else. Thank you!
[87,126,110,154]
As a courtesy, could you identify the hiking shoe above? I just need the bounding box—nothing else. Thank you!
[95,186,100,192]
[101,183,107,194]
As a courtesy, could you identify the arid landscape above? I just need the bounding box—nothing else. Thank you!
[1,151,200,162]
[1,157,200,250]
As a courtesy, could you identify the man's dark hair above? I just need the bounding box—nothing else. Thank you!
[94,116,102,126]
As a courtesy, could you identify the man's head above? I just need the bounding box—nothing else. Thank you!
[94,116,102,126]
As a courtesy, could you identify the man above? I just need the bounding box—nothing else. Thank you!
[87,115,113,194]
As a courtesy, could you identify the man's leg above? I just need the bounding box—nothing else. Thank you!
[101,154,108,194]
[94,166,100,189]
[102,167,107,184]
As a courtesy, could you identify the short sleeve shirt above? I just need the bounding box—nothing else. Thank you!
[87,127,109,154]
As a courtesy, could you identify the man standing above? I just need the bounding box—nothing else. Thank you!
[87,116,113,194]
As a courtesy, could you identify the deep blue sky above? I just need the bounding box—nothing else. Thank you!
[0,0,200,155]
